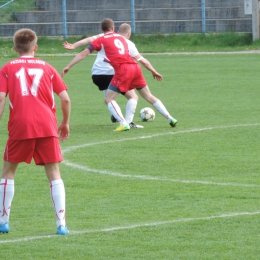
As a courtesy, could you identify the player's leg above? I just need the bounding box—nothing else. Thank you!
[124,89,138,123]
[137,86,178,127]
[0,161,17,233]
[124,90,143,128]
[35,137,68,235]
[105,86,130,131]
[0,138,32,233]
[92,74,117,123]
[44,163,68,235]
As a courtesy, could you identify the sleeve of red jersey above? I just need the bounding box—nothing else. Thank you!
[90,37,101,52]
[0,69,8,94]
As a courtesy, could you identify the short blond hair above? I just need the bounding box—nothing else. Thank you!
[118,23,131,35]
[13,28,37,53]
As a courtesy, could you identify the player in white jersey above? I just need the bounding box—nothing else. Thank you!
[63,24,161,129]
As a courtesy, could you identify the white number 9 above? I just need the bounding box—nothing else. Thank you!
[114,39,125,54]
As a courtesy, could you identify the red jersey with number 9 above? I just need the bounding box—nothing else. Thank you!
[90,32,136,70]
[0,56,68,140]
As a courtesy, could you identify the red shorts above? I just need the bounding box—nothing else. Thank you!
[4,137,63,165]
[110,63,147,93]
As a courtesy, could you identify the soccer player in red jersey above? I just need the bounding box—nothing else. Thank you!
[0,29,71,235]
[62,18,177,132]
[63,24,144,129]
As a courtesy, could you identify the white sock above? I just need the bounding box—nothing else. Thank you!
[107,101,128,126]
[50,179,66,228]
[125,99,137,124]
[153,100,173,122]
[0,179,14,225]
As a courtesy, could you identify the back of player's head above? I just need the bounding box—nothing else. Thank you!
[118,23,131,35]
[101,18,114,32]
[13,28,37,53]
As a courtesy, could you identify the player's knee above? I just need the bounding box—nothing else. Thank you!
[133,92,139,101]
[104,97,111,105]
[126,91,138,101]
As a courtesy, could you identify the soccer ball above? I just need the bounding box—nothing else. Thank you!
[140,107,155,122]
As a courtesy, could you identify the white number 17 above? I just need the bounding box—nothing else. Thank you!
[16,67,44,96]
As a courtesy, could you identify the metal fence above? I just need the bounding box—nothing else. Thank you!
[0,0,253,38]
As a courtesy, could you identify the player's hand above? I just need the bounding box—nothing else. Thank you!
[152,71,163,81]
[61,66,70,77]
[63,41,75,50]
[58,122,69,141]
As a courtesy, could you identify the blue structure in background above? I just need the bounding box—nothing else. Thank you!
[131,0,135,34]
[62,0,67,39]
[201,0,206,33]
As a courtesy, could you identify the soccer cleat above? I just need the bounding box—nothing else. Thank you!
[0,222,10,233]
[169,118,178,128]
[111,115,118,123]
[57,225,69,235]
[114,125,130,132]
[129,122,144,129]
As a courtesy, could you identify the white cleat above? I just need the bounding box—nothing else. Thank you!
[129,122,144,129]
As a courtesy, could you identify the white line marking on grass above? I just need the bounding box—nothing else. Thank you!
[62,160,259,187]
[0,124,258,244]
[62,123,260,154]
[1,211,260,244]
[62,124,260,187]
[144,51,260,55]
[38,50,260,57]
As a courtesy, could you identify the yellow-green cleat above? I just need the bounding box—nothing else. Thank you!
[114,125,130,132]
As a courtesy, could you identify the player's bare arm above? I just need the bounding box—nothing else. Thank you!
[139,58,163,81]
[0,92,6,120]
[63,36,96,50]
[62,41,76,50]
[61,48,91,77]
[58,90,71,141]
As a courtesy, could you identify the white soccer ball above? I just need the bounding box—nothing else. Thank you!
[140,107,155,122]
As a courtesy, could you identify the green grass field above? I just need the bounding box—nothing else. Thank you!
[1,32,260,56]
[0,53,260,259]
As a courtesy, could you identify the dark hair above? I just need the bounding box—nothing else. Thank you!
[101,18,114,32]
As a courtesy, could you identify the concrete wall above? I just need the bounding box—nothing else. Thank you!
[0,0,252,37]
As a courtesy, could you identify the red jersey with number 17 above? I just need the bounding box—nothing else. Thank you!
[90,32,136,70]
[0,56,68,140]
